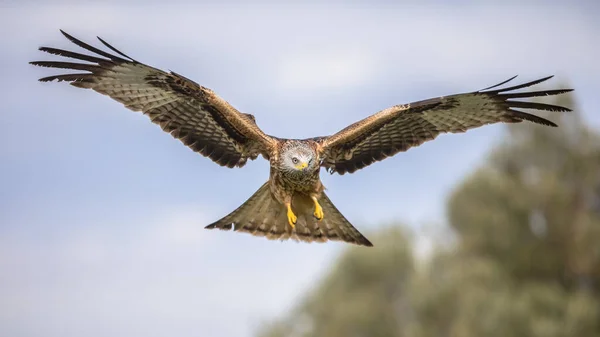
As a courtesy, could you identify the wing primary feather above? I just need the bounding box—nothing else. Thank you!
[96,36,139,63]
[507,100,572,112]
[59,30,129,63]
[485,75,554,93]
[29,61,106,72]
[478,75,518,91]
[508,109,558,127]
[37,47,112,64]
[502,89,573,99]
[37,73,95,83]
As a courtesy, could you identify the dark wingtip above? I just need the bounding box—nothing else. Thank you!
[508,108,559,127]
[481,75,559,94]
[205,221,232,230]
[29,61,48,82]
[96,35,138,62]
[479,75,519,91]
[362,239,374,247]
[59,29,74,41]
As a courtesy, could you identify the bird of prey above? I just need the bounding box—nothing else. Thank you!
[31,30,573,247]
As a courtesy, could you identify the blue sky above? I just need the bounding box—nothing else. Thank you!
[1,1,599,337]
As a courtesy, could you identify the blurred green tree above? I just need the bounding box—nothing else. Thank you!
[257,89,600,337]
[257,227,415,337]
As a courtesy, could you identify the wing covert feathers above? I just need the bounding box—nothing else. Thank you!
[30,30,275,168]
[206,182,373,247]
[319,75,573,175]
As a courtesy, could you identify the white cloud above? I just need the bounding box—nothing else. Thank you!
[277,48,373,91]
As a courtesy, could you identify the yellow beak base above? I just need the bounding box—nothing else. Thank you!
[295,162,308,170]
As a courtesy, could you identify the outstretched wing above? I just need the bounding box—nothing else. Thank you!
[30,30,276,168]
[318,76,573,175]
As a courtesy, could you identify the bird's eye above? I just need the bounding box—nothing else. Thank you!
[292,157,299,164]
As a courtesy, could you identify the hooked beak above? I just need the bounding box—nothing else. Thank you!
[296,162,308,170]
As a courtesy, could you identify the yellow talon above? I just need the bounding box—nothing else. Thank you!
[312,196,324,221]
[286,203,297,228]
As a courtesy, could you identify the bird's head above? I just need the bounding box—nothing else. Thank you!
[281,141,318,173]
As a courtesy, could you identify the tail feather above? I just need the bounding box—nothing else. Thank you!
[205,182,373,247]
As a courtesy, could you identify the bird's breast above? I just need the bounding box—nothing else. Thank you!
[277,168,320,192]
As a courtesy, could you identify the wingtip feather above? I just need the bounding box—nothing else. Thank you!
[96,35,138,62]
[59,29,75,41]
[479,75,519,91]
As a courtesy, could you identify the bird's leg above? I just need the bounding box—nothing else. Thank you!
[286,202,297,228]
[311,196,324,221]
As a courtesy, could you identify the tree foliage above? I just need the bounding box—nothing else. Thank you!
[257,89,600,337]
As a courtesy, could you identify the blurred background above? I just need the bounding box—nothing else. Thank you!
[1,1,599,336]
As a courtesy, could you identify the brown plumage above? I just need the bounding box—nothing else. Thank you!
[31,30,574,247]
[317,76,572,175]
[32,31,275,169]
[206,182,370,246]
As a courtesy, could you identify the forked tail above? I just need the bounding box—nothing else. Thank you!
[205,182,373,247]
